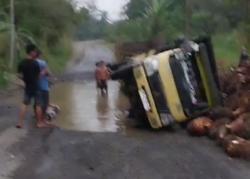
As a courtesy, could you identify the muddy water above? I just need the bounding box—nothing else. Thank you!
[50,40,132,132]
[51,81,130,132]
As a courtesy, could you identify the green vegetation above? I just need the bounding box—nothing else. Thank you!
[39,35,73,73]
[74,3,110,40]
[0,0,107,88]
[1,0,250,88]
[106,0,250,66]
[0,59,7,87]
[0,0,78,88]
[213,32,241,66]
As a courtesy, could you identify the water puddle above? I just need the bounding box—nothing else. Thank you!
[51,81,129,132]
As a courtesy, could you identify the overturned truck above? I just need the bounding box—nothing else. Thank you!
[111,37,222,129]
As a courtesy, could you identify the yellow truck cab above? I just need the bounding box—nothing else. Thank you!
[132,38,221,129]
[132,54,168,129]
[111,37,221,129]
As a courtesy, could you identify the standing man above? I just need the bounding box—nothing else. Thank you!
[16,44,51,128]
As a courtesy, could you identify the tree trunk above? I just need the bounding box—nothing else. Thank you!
[9,0,15,69]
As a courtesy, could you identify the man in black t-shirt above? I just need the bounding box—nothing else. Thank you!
[17,44,53,128]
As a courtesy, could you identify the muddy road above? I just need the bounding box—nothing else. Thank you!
[0,40,250,179]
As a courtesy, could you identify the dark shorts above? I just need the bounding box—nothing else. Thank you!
[31,90,49,113]
[23,90,42,106]
[97,80,107,90]
[40,90,49,112]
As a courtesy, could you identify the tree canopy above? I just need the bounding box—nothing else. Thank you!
[107,0,250,48]
[0,0,106,74]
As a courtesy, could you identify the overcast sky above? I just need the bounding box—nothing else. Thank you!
[75,0,128,21]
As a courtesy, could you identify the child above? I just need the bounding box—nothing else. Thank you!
[95,61,110,95]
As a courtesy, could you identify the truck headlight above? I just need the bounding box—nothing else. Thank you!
[144,57,159,76]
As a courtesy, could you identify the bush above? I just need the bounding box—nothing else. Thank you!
[40,34,72,74]
[213,32,241,66]
[0,60,7,88]
[237,23,250,51]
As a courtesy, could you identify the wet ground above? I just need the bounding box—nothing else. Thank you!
[1,40,250,179]
[51,81,123,132]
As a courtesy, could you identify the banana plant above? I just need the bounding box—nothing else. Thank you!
[0,10,36,68]
[0,11,10,32]
[142,0,175,39]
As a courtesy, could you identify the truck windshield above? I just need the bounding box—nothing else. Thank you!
[170,54,208,116]
[144,70,170,114]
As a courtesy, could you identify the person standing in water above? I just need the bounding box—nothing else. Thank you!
[95,61,110,95]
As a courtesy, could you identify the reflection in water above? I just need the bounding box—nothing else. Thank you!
[96,95,109,117]
[51,81,123,132]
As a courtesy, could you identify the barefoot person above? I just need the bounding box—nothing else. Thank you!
[36,50,51,121]
[95,61,101,92]
[95,61,110,95]
[16,44,52,128]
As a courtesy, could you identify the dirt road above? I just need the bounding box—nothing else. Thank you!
[0,40,250,179]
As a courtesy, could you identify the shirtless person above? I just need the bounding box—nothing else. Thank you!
[95,61,110,95]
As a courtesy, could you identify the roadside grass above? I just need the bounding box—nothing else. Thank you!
[0,59,8,89]
[42,36,73,74]
[213,32,241,67]
[0,72,7,88]
[46,46,72,74]
[0,36,72,88]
